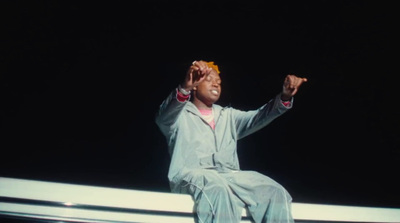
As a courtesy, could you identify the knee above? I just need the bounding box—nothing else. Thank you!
[183,170,230,196]
[206,181,230,197]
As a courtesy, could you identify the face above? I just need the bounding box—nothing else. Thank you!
[193,69,222,107]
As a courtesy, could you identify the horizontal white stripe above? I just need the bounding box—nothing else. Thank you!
[1,177,399,222]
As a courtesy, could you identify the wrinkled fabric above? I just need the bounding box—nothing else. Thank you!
[155,89,294,223]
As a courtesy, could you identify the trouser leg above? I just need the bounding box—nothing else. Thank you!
[224,171,294,223]
[180,169,245,223]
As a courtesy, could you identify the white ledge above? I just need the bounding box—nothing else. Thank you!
[1,177,399,223]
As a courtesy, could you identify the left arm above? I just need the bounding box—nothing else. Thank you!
[234,74,307,139]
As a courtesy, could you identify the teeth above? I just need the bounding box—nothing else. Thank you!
[211,90,219,95]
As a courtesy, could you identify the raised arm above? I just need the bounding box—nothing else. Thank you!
[234,74,308,139]
[155,61,212,136]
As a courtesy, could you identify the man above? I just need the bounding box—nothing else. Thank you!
[155,60,307,223]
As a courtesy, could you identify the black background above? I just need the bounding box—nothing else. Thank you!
[1,1,399,208]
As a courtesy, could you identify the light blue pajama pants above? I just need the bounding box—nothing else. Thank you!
[179,169,294,223]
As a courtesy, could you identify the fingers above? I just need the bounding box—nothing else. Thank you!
[185,60,214,89]
[286,74,308,88]
[282,74,308,97]
[192,60,212,74]
[285,75,297,90]
[191,60,212,81]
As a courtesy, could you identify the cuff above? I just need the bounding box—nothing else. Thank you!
[279,94,293,108]
[176,88,190,102]
[281,100,292,107]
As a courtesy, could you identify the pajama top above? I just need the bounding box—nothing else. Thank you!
[155,88,293,193]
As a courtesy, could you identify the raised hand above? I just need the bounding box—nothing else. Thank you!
[181,60,213,91]
[281,74,308,101]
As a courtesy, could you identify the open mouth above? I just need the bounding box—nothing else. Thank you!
[211,89,219,96]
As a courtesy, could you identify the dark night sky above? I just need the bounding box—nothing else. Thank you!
[1,1,399,209]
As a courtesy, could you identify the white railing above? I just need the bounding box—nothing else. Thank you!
[0,177,399,223]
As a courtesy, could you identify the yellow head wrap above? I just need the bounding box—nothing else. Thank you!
[205,61,220,74]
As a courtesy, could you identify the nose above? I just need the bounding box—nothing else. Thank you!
[212,80,219,87]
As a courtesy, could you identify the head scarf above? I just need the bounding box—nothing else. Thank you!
[205,61,220,74]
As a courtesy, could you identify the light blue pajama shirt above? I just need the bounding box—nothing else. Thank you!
[155,88,295,223]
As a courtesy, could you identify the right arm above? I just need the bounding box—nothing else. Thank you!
[155,60,212,136]
[155,88,188,137]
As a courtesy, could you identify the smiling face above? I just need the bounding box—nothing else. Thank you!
[192,69,222,109]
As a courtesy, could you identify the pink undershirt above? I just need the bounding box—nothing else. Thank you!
[198,108,216,130]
